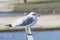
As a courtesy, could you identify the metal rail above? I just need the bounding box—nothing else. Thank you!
[25,28,33,40]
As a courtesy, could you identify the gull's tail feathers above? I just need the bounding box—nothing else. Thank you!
[5,24,12,27]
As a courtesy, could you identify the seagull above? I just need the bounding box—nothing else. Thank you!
[5,12,40,28]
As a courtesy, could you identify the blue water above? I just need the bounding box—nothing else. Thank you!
[0,30,60,40]
[0,13,25,17]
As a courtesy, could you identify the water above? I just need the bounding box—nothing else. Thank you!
[0,30,60,40]
[0,13,25,17]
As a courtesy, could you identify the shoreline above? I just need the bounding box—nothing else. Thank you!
[0,27,60,32]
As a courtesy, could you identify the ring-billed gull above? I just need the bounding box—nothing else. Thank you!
[5,12,40,27]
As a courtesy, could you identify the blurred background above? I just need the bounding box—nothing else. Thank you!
[0,0,60,40]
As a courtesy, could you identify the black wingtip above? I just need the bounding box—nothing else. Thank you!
[5,24,12,27]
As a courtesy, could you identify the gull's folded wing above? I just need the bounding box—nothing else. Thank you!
[12,16,34,27]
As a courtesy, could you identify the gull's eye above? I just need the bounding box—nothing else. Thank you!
[32,14,36,16]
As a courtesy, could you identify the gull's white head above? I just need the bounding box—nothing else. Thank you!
[29,12,40,17]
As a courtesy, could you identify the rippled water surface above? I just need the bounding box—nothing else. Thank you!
[0,13,25,17]
[0,30,60,40]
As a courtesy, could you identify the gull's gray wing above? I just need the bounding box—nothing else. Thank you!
[12,16,34,27]
[20,17,34,26]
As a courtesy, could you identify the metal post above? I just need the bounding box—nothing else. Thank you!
[25,27,33,40]
[20,0,27,3]
[24,0,27,3]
